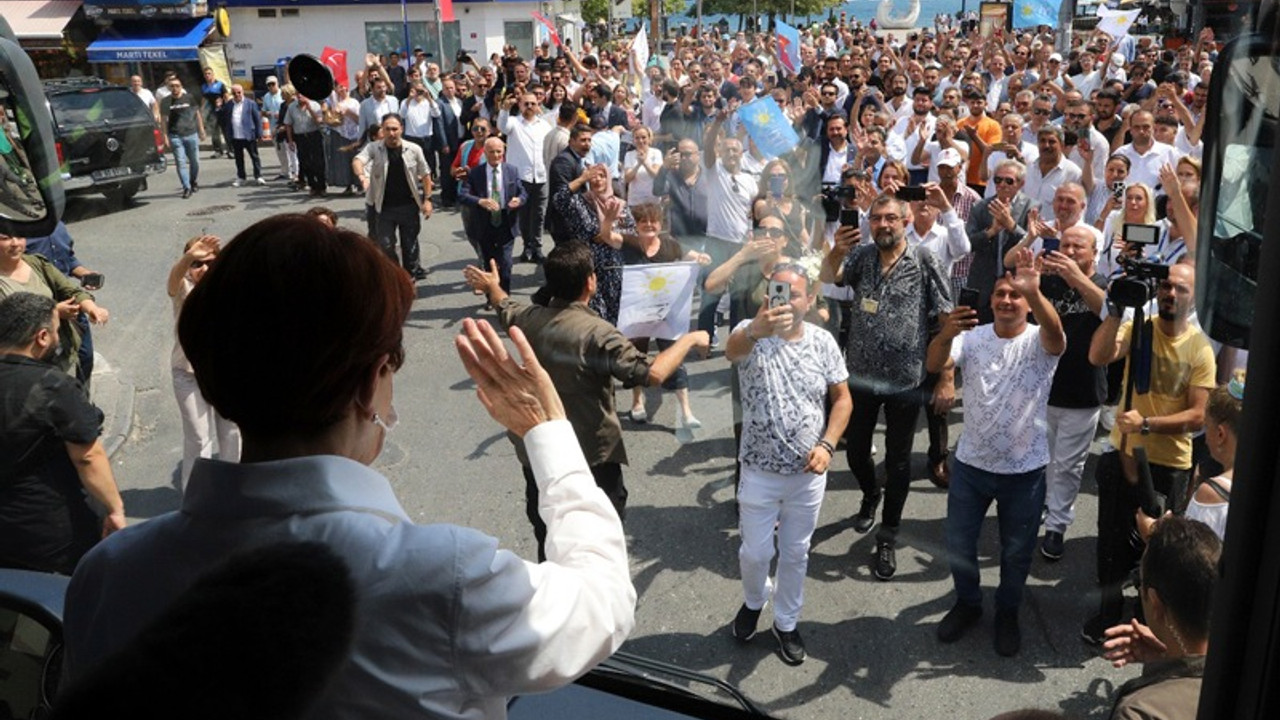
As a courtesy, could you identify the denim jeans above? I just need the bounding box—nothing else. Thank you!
[170,133,200,190]
[946,458,1046,610]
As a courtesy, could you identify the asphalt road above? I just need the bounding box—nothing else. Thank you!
[70,152,1138,719]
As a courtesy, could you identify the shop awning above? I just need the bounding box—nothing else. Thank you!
[86,17,214,63]
[6,0,81,41]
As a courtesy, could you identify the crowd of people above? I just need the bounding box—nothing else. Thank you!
[0,13,1246,719]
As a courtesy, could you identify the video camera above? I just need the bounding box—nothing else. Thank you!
[1108,223,1170,308]
[820,183,859,223]
[456,49,476,64]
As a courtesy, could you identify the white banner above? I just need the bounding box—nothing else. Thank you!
[617,262,700,341]
[1096,7,1142,38]
[631,23,650,72]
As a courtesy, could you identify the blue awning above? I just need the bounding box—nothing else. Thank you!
[87,17,215,63]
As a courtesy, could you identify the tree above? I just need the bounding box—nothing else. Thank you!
[634,0,686,17]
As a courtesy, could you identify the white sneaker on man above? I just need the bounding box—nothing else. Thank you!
[231,179,243,188]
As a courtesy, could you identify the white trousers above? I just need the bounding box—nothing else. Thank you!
[276,140,298,178]
[738,465,826,632]
[1044,405,1102,534]
[172,368,242,492]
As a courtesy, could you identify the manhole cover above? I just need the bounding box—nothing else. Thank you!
[186,204,237,217]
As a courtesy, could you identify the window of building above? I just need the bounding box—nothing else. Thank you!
[364,21,460,63]
[257,9,276,18]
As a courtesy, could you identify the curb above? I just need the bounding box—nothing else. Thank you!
[91,352,135,460]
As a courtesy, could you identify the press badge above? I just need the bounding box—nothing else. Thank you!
[861,298,880,314]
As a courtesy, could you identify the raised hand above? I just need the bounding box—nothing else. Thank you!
[455,318,566,438]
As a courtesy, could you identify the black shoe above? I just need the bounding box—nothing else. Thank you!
[873,541,896,581]
[1081,612,1114,646]
[181,188,191,199]
[731,603,762,642]
[853,493,881,534]
[411,267,429,281]
[772,624,806,665]
[191,182,200,193]
[937,602,983,643]
[994,607,1021,657]
[1040,530,1065,562]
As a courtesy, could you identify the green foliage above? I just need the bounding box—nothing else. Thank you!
[634,0,688,19]
[689,0,840,19]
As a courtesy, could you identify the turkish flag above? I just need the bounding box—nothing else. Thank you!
[440,0,455,23]
[321,47,349,89]
[531,11,562,48]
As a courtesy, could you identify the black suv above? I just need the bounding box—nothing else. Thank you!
[43,77,166,205]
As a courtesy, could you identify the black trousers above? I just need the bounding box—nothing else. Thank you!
[518,180,546,257]
[1094,450,1190,621]
[439,149,458,205]
[846,384,926,545]
[523,462,626,562]
[231,138,262,180]
[294,131,326,192]
[376,203,422,273]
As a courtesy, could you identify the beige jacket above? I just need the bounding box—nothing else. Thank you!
[355,139,431,212]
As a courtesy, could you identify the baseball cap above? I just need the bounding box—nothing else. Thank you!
[1048,52,1063,63]
[937,148,963,167]
[266,75,278,85]
[1111,52,1126,66]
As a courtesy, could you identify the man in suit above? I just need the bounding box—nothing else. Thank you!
[460,138,526,296]
[590,84,629,129]
[216,84,264,187]
[965,159,1033,323]
[433,78,466,208]
[545,124,595,247]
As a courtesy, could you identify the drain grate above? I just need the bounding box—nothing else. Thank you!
[186,204,237,217]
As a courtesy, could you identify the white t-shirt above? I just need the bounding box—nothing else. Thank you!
[951,323,1061,474]
[1115,141,1180,190]
[702,159,757,243]
[735,321,849,475]
[623,147,663,206]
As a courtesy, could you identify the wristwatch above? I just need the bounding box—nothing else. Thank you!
[1140,416,1151,435]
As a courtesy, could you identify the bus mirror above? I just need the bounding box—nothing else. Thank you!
[0,36,63,237]
[1196,34,1280,349]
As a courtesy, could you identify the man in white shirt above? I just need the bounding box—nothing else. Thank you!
[906,183,971,273]
[358,76,401,138]
[698,113,758,341]
[130,75,159,124]
[896,88,937,185]
[982,113,1038,196]
[500,92,552,263]
[927,247,1064,658]
[1063,100,1110,184]
[1023,125,1082,222]
[1115,110,1181,189]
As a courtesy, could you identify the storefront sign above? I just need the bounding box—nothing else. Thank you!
[84,1,209,19]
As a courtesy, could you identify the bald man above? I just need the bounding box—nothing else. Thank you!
[459,137,527,296]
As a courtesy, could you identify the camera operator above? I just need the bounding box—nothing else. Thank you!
[1081,262,1216,644]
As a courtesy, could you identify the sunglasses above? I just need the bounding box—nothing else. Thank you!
[992,176,1018,185]
[754,227,786,238]
[1033,108,1051,116]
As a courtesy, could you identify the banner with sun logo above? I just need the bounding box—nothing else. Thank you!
[737,97,800,160]
[1013,0,1060,28]
[618,262,701,341]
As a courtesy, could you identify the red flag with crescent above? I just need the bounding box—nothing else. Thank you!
[531,11,563,48]
[321,47,349,88]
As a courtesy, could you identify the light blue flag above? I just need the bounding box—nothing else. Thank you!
[737,97,799,160]
[1013,0,1060,28]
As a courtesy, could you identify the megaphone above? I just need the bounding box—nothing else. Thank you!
[287,54,334,100]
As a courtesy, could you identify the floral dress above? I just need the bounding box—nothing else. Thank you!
[560,192,636,326]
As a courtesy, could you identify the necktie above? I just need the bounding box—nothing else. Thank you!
[490,166,502,227]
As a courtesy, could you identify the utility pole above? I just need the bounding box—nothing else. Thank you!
[434,0,446,67]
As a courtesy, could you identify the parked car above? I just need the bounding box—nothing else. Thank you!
[43,77,166,206]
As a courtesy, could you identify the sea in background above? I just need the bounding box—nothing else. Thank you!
[657,0,974,33]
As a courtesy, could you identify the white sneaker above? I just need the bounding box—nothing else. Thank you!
[256,177,267,186]
[231,179,243,188]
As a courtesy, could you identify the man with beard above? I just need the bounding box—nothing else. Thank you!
[965,159,1033,322]
[353,113,434,280]
[802,82,845,141]
[1063,100,1110,184]
[1023,126,1082,222]
[1082,263,1216,644]
[0,292,126,574]
[1115,110,1180,189]
[896,87,937,185]
[819,195,952,581]
[883,71,912,120]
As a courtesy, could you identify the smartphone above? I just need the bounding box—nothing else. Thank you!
[839,207,860,227]
[768,280,791,309]
[1112,181,1126,203]
[769,174,785,199]
[1041,236,1060,254]
[958,287,980,309]
[80,272,105,290]
[895,185,928,202]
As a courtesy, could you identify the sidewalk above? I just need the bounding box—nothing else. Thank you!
[90,352,134,459]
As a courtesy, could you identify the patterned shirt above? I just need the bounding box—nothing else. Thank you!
[839,243,952,395]
[735,321,848,475]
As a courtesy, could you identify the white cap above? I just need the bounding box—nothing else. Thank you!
[266,75,279,85]
[1048,52,1063,63]
[937,148,964,167]
[1111,52,1126,67]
